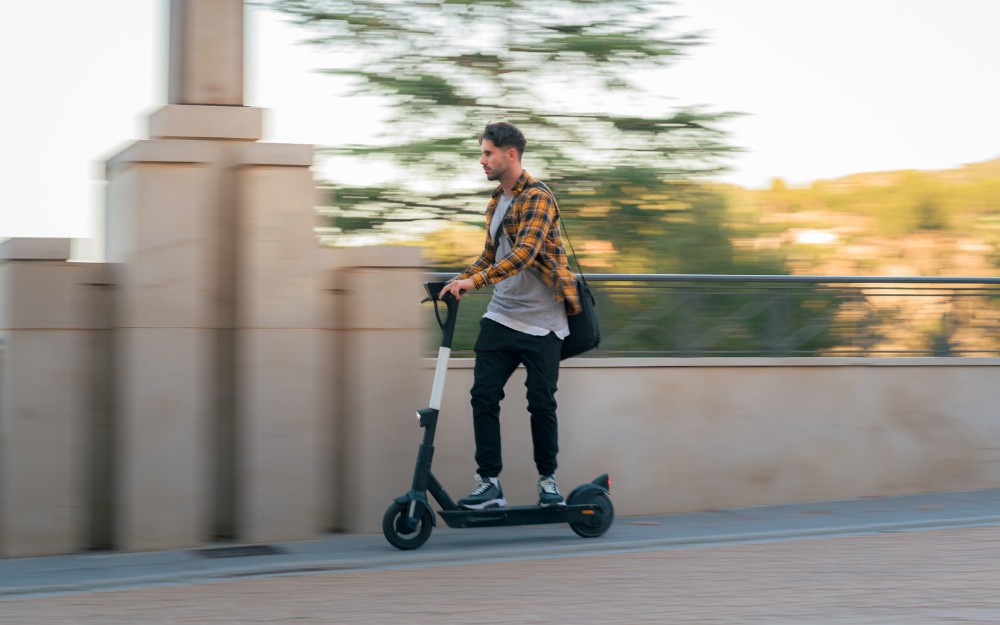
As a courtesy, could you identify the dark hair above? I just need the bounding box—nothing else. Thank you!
[479,122,526,160]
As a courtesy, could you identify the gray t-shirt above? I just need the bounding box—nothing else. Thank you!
[484,193,569,339]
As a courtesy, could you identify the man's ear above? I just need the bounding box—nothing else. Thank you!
[506,146,519,162]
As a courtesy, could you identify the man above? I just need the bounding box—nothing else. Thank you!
[440,122,580,509]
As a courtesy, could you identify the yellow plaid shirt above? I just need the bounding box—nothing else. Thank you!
[457,170,581,315]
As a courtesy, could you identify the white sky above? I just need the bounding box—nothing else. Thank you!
[2,0,999,240]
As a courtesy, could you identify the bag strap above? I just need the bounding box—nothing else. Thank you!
[531,181,588,287]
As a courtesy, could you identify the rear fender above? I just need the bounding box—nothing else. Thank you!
[567,474,611,505]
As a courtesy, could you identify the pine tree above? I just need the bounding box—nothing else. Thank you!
[271,0,738,257]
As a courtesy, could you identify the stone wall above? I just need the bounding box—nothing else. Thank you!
[2,240,999,553]
[418,358,1000,522]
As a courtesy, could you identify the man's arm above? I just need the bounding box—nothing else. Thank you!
[466,187,555,289]
[441,232,496,299]
[455,232,495,282]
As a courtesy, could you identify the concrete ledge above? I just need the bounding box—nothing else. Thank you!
[106,140,220,176]
[235,143,313,167]
[149,104,262,141]
[0,238,71,261]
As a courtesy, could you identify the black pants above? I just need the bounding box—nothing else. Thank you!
[471,318,562,479]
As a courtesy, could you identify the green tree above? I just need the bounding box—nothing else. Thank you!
[271,0,739,257]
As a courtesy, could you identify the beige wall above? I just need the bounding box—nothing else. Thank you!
[4,238,1000,551]
[570,358,1000,511]
[346,355,1000,532]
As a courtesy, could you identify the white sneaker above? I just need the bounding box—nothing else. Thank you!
[458,474,507,510]
[537,475,565,507]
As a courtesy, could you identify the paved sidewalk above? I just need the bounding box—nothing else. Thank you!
[3,526,1000,624]
[1,488,998,601]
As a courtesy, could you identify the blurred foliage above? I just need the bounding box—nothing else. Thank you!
[272,0,746,273]
[719,157,1000,276]
[272,1,1000,357]
[432,155,1000,357]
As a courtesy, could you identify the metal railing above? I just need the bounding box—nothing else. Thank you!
[427,273,1000,357]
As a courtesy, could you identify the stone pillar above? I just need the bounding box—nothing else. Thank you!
[169,0,244,106]
[102,0,327,549]
[141,0,261,544]
[335,247,426,533]
[105,144,222,551]
[232,143,326,542]
[0,239,112,557]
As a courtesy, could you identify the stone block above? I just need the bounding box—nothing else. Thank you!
[169,0,244,106]
[0,262,111,330]
[105,140,220,178]
[236,329,325,543]
[115,328,212,551]
[105,163,218,328]
[235,166,318,329]
[235,143,313,167]
[149,104,263,141]
[0,238,71,261]
[0,331,91,556]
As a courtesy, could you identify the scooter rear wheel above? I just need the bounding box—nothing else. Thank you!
[382,502,433,550]
[568,491,614,538]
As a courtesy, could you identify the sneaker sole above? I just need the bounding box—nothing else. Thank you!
[538,500,566,508]
[459,498,507,510]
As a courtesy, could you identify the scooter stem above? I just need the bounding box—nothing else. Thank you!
[423,282,461,410]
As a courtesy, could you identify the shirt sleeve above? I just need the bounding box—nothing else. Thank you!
[455,233,495,282]
[468,187,555,289]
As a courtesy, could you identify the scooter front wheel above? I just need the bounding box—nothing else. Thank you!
[382,502,433,550]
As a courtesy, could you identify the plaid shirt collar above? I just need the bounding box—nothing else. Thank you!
[491,169,534,200]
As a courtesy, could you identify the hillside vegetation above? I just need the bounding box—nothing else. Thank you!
[720,157,1000,277]
[421,157,1000,278]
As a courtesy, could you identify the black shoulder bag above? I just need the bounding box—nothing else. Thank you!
[533,182,600,360]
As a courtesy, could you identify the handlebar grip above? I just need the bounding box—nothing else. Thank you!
[424,281,464,303]
[424,282,461,347]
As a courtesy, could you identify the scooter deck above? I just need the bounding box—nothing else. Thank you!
[438,504,601,529]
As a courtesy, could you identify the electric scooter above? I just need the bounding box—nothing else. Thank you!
[382,281,614,550]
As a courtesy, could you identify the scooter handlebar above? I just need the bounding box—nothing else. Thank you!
[423,281,462,348]
[423,281,455,304]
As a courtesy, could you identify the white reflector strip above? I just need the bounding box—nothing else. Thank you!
[429,346,450,410]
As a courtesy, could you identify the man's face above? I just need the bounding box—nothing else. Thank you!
[479,139,513,182]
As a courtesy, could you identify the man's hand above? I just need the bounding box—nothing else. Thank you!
[440,278,475,300]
